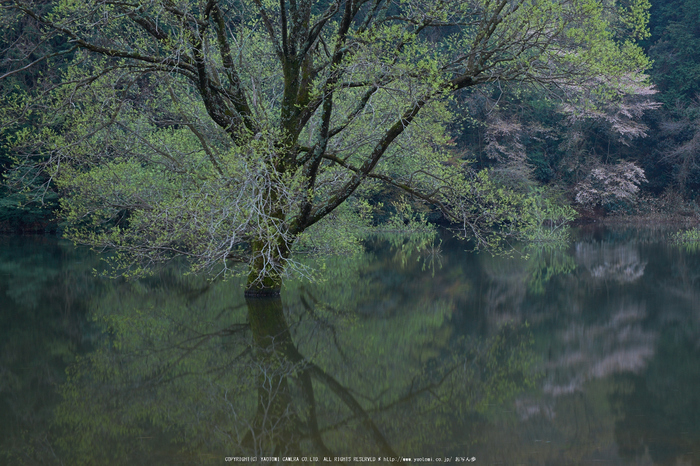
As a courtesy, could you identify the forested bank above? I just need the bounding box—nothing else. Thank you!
[454,0,700,220]
[0,1,662,228]
[0,0,697,293]
[2,0,696,236]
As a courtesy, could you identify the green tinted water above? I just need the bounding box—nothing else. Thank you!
[1,228,699,465]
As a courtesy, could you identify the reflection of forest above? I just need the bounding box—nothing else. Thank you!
[0,237,99,463]
[474,231,700,465]
[3,231,700,464]
[576,241,647,283]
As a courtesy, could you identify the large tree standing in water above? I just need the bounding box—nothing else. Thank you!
[2,0,651,295]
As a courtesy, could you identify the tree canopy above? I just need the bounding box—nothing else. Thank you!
[1,0,651,294]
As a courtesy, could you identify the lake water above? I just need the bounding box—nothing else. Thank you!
[1,227,699,465]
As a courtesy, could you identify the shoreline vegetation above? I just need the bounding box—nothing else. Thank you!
[4,177,700,258]
[4,194,700,237]
[4,202,700,234]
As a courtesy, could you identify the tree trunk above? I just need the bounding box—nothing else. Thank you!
[244,237,290,297]
[244,169,292,297]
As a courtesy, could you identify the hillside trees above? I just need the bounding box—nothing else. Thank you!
[644,0,700,197]
[0,2,66,230]
[455,67,658,212]
[1,0,652,295]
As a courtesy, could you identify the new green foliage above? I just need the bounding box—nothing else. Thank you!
[2,0,651,292]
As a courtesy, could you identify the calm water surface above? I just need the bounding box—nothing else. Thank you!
[1,228,699,465]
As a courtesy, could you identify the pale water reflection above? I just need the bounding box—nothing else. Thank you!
[576,241,647,283]
[1,228,700,465]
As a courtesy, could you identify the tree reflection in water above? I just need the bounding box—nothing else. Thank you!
[246,296,398,458]
[8,229,700,464]
[49,243,535,464]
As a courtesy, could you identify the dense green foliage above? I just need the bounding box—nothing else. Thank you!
[647,0,700,104]
[1,0,652,291]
